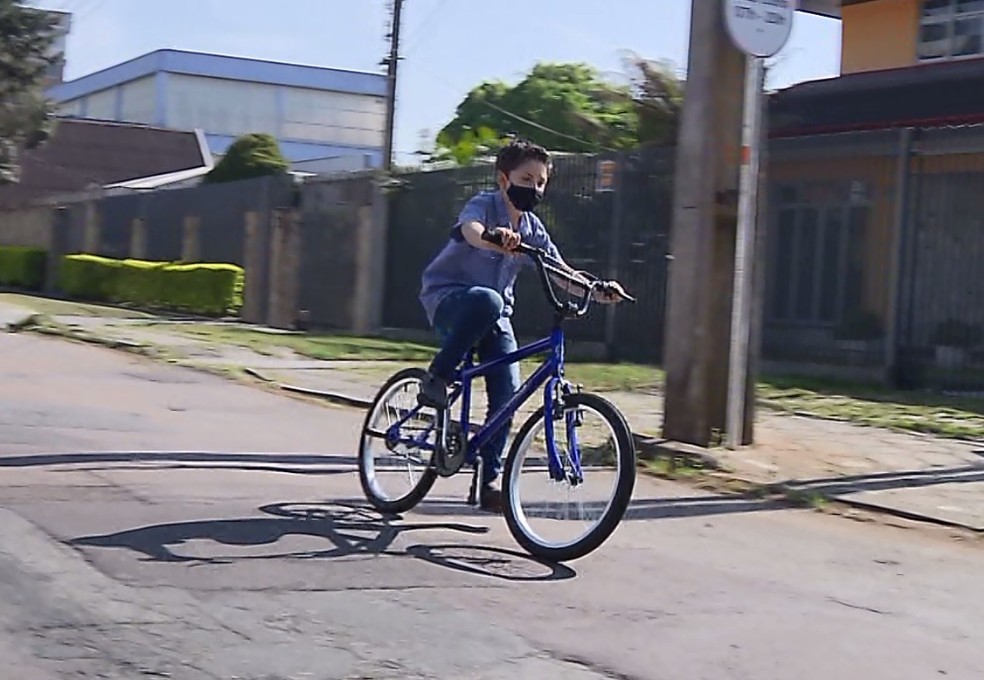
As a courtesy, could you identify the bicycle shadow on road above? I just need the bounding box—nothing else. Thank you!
[67,501,577,582]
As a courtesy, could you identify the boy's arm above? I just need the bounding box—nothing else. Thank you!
[451,194,519,254]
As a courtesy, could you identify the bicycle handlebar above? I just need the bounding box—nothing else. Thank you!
[480,228,635,319]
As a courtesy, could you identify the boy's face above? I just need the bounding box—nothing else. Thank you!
[498,159,549,194]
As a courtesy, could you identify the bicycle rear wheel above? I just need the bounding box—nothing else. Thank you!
[358,368,439,514]
[502,392,636,562]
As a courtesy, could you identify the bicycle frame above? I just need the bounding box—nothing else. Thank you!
[385,323,580,483]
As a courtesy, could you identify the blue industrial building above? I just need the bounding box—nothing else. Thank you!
[46,49,388,170]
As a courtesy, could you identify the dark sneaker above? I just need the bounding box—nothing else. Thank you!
[479,483,503,514]
[417,373,448,409]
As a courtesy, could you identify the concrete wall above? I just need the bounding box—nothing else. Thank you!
[296,171,386,334]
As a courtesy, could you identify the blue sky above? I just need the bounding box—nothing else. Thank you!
[33,0,842,164]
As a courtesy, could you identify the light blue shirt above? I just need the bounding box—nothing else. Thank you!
[419,189,562,327]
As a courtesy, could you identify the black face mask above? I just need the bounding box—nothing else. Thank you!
[506,183,543,212]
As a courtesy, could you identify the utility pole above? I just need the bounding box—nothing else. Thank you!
[661,1,751,447]
[381,0,404,172]
[662,0,792,449]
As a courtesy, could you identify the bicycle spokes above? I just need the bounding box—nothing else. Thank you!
[508,401,625,549]
[362,376,437,503]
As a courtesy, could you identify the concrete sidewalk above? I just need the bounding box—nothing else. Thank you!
[0,302,36,331]
[7,298,984,534]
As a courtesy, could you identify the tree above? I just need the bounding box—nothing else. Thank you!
[428,125,509,167]
[0,2,61,184]
[431,59,684,165]
[619,51,684,148]
[202,133,290,184]
[434,63,639,163]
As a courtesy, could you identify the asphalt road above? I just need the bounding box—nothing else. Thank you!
[1,331,983,679]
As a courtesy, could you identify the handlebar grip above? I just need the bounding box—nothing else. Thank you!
[481,228,539,257]
[480,229,504,247]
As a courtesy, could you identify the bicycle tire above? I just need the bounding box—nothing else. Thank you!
[502,391,636,562]
[358,367,439,515]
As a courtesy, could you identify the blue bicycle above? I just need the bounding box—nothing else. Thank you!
[358,231,637,562]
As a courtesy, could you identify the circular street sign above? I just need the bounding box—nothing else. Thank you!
[723,0,797,57]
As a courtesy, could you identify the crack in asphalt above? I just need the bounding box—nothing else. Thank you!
[828,596,894,616]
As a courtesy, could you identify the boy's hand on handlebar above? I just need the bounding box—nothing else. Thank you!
[593,280,629,304]
[487,227,521,254]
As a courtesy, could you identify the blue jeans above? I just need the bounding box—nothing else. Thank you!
[429,287,520,486]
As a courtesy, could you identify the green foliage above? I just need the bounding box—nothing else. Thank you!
[150,262,244,316]
[58,254,121,301]
[432,125,509,167]
[0,246,45,289]
[620,51,684,149]
[432,58,684,165]
[0,3,60,184]
[114,258,169,306]
[203,133,290,185]
[58,254,244,316]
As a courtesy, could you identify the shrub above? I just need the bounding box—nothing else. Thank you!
[112,258,169,307]
[0,246,46,290]
[158,262,244,316]
[58,254,121,301]
[202,133,289,185]
[58,254,244,316]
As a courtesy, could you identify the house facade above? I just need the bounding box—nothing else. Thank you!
[764,0,984,388]
[45,49,388,169]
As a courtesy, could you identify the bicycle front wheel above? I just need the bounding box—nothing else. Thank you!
[502,392,636,562]
[358,368,439,515]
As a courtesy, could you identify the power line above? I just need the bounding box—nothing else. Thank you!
[412,62,621,154]
[401,0,450,55]
[381,0,404,171]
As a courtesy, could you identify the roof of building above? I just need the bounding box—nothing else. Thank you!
[0,117,211,209]
[769,57,984,137]
[46,48,387,103]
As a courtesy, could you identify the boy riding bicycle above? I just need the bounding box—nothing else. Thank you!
[417,138,628,513]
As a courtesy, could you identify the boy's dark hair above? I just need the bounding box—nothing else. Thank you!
[495,138,552,176]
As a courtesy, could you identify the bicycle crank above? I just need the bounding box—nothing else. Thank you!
[434,420,466,477]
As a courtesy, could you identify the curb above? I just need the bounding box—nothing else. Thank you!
[3,311,41,333]
[242,369,725,470]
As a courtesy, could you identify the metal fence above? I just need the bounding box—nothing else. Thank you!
[91,174,295,265]
[762,125,984,392]
[895,126,984,391]
[382,147,675,361]
[381,124,984,392]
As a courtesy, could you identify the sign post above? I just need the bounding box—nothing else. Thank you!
[722,0,796,450]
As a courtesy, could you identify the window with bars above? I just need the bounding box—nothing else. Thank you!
[767,181,870,327]
[919,0,984,61]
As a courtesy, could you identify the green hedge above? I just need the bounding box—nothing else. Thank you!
[0,246,46,290]
[58,254,121,301]
[59,254,244,316]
